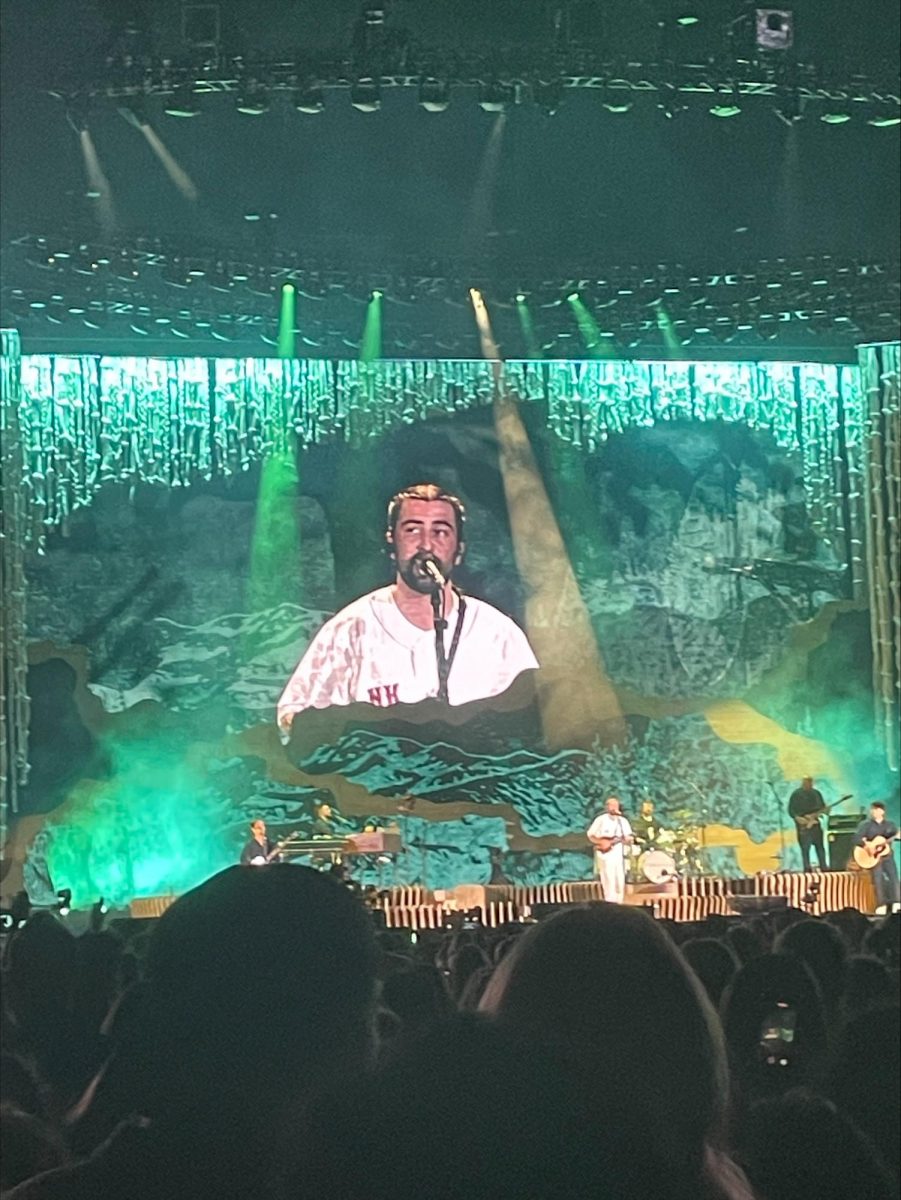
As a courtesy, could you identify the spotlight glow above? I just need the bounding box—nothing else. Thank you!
[79,130,117,237]
[140,124,199,201]
[469,288,501,360]
[515,294,541,358]
[277,284,296,358]
[568,293,615,357]
[360,289,382,361]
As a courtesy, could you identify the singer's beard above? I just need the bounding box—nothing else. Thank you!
[397,551,453,595]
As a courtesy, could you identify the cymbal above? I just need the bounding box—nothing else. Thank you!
[670,809,695,820]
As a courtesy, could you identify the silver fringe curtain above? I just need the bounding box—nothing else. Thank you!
[13,355,865,581]
[858,343,901,769]
[1,331,29,848]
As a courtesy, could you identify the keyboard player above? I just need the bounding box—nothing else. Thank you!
[311,800,351,866]
[312,800,340,837]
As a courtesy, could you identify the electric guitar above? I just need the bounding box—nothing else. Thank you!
[853,835,897,871]
[248,830,300,866]
[793,795,853,831]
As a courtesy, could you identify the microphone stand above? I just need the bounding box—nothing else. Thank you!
[430,585,450,703]
[687,781,712,877]
[768,780,786,869]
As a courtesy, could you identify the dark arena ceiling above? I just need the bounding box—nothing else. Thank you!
[1,0,899,357]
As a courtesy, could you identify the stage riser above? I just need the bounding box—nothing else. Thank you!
[377,871,875,928]
[125,871,875,929]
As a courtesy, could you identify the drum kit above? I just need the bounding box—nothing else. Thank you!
[632,809,707,883]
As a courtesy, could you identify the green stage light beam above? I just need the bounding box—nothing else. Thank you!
[653,301,683,355]
[516,294,542,359]
[277,283,296,357]
[567,293,614,357]
[360,290,382,362]
[247,448,303,636]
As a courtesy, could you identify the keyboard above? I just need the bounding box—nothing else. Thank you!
[280,831,403,856]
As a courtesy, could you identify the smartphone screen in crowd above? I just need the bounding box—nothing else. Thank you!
[759,1001,797,1065]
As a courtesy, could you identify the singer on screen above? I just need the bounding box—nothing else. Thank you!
[276,482,538,737]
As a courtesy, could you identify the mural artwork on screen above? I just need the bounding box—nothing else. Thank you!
[12,381,892,906]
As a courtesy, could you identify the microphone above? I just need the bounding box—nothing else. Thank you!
[421,555,446,588]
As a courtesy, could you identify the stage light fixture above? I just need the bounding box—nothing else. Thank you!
[10,890,30,927]
[755,8,794,51]
[236,83,269,115]
[710,85,742,118]
[117,96,149,129]
[351,77,381,112]
[774,89,803,125]
[294,82,324,113]
[478,82,514,113]
[603,91,633,114]
[56,889,72,916]
[535,78,564,116]
[64,98,89,135]
[419,77,450,112]
[820,102,851,124]
[164,86,201,117]
[658,88,686,120]
[89,897,109,931]
[182,3,220,49]
[866,102,901,127]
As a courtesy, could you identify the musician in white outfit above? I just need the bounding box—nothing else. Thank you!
[587,797,634,904]
[277,483,538,737]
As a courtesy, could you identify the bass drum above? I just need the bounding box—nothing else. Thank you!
[640,849,677,884]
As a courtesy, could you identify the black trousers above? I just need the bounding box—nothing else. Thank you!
[796,822,828,871]
[872,854,900,908]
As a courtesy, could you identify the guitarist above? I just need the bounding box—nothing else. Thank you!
[853,802,900,914]
[587,797,634,904]
[240,819,283,867]
[788,776,828,872]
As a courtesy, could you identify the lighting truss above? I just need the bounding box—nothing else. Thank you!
[3,234,898,359]
[50,51,900,122]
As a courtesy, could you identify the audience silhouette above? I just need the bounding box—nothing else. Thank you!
[1,869,898,1199]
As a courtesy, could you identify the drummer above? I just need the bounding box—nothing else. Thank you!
[633,799,663,851]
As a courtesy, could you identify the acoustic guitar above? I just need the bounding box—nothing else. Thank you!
[853,835,897,871]
[591,834,631,854]
[793,795,853,831]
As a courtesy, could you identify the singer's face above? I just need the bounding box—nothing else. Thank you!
[393,498,460,593]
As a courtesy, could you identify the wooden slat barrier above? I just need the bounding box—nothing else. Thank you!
[129,895,177,919]
[754,871,875,915]
[376,871,876,928]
